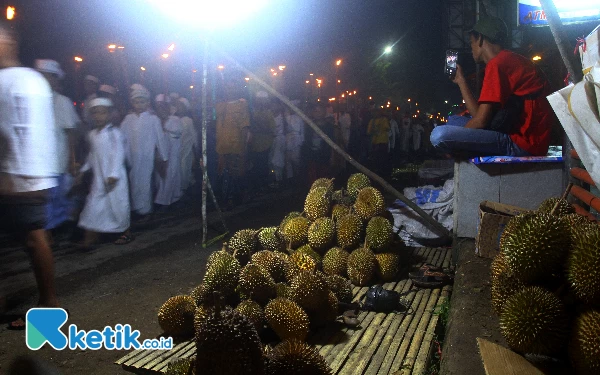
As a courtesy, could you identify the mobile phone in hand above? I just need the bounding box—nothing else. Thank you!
[445,50,458,79]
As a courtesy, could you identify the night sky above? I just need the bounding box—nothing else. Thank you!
[4,0,599,114]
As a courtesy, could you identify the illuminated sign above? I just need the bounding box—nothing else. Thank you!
[518,0,600,26]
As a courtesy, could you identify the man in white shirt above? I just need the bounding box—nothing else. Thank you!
[0,21,61,328]
[35,59,81,230]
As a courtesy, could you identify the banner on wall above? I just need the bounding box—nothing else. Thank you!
[518,0,600,26]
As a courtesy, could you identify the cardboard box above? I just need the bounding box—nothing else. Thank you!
[579,24,600,75]
[475,201,529,258]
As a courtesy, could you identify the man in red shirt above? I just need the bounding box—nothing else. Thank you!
[430,16,552,157]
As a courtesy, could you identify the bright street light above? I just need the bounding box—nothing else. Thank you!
[217,65,225,70]
[108,44,117,50]
[278,65,286,71]
[444,100,448,104]
[245,77,250,81]
[305,80,310,84]
[384,46,393,54]
[168,43,175,51]
[407,98,411,102]
[336,59,342,66]
[532,55,542,61]
[162,53,169,58]
[6,6,15,20]
[309,73,314,76]
[74,56,83,62]
[190,85,194,89]
[140,66,146,71]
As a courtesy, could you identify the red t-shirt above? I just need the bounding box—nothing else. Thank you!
[478,50,552,156]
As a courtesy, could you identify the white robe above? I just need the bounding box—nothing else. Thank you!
[400,117,412,152]
[121,111,168,215]
[155,116,183,205]
[285,114,304,178]
[78,125,130,233]
[179,116,197,192]
[270,114,286,181]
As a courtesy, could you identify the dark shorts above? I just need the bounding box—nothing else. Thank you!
[0,192,49,235]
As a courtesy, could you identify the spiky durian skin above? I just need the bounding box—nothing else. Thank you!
[375,252,400,281]
[304,187,332,221]
[258,227,285,252]
[203,251,241,297]
[193,305,213,332]
[190,283,211,306]
[282,216,310,248]
[325,275,353,303]
[566,225,600,305]
[347,173,370,200]
[570,309,600,375]
[266,339,333,375]
[280,211,303,233]
[311,291,339,327]
[228,229,258,265]
[252,250,288,283]
[238,264,276,305]
[490,254,525,315]
[366,216,393,251]
[353,187,385,221]
[275,282,292,299]
[499,286,569,355]
[336,213,363,249]
[347,247,376,286]
[165,357,195,375]
[290,271,330,313]
[331,204,351,222]
[310,178,334,193]
[499,212,571,284]
[294,244,322,265]
[158,295,196,337]
[195,307,264,375]
[265,298,310,342]
[286,253,317,282]
[322,247,349,277]
[308,218,336,252]
[538,197,575,217]
[235,299,265,332]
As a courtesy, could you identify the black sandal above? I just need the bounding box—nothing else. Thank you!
[114,234,134,245]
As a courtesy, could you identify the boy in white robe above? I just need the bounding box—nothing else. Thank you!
[120,87,168,217]
[154,94,183,207]
[78,98,130,246]
[175,97,198,193]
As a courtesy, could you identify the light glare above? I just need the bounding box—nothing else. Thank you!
[74,56,83,62]
[140,66,146,71]
[168,43,175,51]
[6,6,15,20]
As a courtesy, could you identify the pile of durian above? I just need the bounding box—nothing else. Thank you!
[491,197,600,374]
[157,173,405,375]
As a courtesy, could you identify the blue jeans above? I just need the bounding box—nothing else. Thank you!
[430,116,529,157]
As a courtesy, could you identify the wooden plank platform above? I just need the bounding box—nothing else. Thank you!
[116,247,452,374]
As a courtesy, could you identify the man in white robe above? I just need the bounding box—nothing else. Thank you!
[284,103,305,181]
[154,94,182,206]
[270,103,286,185]
[120,87,168,216]
[175,97,197,193]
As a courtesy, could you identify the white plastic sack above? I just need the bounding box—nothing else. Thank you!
[579,24,599,75]
[548,85,600,188]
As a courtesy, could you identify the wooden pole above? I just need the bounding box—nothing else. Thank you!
[201,38,209,246]
[214,46,451,239]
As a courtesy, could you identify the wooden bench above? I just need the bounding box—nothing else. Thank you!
[115,247,452,374]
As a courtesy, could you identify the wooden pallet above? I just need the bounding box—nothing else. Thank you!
[115,247,452,374]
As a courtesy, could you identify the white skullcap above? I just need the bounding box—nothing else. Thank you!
[169,92,180,100]
[155,94,170,103]
[84,75,99,84]
[256,91,269,99]
[178,97,191,110]
[99,84,117,95]
[34,59,65,79]
[130,88,150,100]
[130,83,145,91]
[88,98,113,108]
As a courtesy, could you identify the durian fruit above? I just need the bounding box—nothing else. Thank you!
[566,224,600,304]
[195,306,264,375]
[500,212,571,284]
[258,227,285,252]
[490,254,525,314]
[252,250,288,283]
[290,271,330,313]
[347,173,370,200]
[354,187,385,220]
[325,275,353,303]
[286,253,317,282]
[332,189,343,202]
[538,197,575,217]
[331,204,351,222]
[203,251,241,297]
[499,286,569,355]
[322,247,349,277]
[266,339,333,375]
[193,304,213,332]
[294,244,322,265]
[235,299,264,332]
[275,282,292,299]
[308,218,336,252]
[165,357,195,375]
[365,216,393,251]
[282,216,310,248]
[206,248,230,270]
[311,291,339,327]
[304,187,332,221]
[347,247,376,286]
[375,252,400,281]
[570,309,600,375]
[310,178,335,193]
[336,213,363,249]
[264,298,310,341]
[228,229,259,265]
[190,283,210,306]
[158,295,196,337]
[280,211,303,233]
[238,264,276,305]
